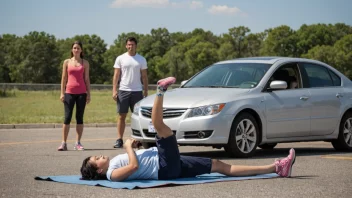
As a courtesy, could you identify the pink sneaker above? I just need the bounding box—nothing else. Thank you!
[74,142,84,151]
[57,142,67,151]
[157,77,176,91]
[275,148,296,177]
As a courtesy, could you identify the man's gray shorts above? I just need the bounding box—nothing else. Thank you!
[117,90,143,114]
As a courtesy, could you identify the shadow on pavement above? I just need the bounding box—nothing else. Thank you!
[84,148,119,151]
[290,175,319,179]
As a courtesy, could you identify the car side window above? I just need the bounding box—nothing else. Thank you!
[303,63,334,87]
[269,63,301,90]
[329,70,341,86]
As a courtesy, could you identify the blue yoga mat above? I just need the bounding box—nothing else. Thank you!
[35,173,279,189]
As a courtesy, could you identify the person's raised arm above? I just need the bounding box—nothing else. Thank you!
[110,139,139,181]
[112,68,121,101]
[60,60,68,102]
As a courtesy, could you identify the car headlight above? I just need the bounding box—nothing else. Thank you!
[187,103,225,118]
[133,101,141,115]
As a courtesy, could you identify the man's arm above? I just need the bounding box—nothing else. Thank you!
[141,69,148,97]
[110,139,139,181]
[112,68,121,101]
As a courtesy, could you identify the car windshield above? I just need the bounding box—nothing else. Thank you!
[183,63,272,88]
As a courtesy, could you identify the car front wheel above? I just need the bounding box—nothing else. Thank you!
[225,112,259,158]
[332,112,352,151]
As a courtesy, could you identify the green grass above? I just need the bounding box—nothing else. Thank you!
[0,90,155,124]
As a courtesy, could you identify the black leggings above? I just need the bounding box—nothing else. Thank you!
[64,93,87,124]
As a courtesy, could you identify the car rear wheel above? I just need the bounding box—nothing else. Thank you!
[225,112,259,158]
[142,142,157,149]
[331,112,352,151]
[258,143,277,149]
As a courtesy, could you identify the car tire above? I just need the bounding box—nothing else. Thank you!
[258,143,277,149]
[331,112,352,151]
[142,142,156,149]
[225,112,260,158]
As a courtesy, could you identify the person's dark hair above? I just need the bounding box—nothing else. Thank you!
[125,37,138,45]
[70,41,84,58]
[80,156,107,180]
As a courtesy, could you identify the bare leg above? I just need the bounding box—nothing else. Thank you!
[211,159,275,176]
[76,124,83,142]
[117,113,127,139]
[152,94,173,138]
[62,124,70,142]
[211,148,296,177]
[152,77,176,139]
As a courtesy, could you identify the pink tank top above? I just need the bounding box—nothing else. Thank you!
[65,62,87,94]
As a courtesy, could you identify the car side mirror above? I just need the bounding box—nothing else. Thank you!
[268,80,287,91]
[180,80,188,87]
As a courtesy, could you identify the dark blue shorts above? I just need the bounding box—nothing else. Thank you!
[156,134,212,180]
[117,90,143,114]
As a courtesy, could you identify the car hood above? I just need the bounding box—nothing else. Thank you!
[140,88,250,108]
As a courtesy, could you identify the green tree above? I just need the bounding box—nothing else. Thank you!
[303,45,336,67]
[156,44,188,81]
[260,25,298,57]
[185,41,219,77]
[7,31,60,83]
[217,40,236,61]
[296,23,343,56]
[245,32,266,57]
[228,26,250,58]
[0,34,18,82]
[332,23,352,41]
[333,34,352,79]
[138,28,173,83]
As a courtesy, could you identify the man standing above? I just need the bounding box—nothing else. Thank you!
[112,37,148,148]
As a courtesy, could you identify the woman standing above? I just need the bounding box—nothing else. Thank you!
[58,41,91,151]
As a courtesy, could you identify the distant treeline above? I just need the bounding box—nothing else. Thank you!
[1,23,352,84]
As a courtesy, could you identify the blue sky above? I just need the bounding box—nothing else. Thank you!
[1,0,351,46]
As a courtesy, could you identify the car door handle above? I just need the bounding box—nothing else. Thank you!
[336,93,343,98]
[300,96,309,101]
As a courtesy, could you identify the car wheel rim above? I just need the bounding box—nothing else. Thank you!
[235,119,257,153]
[343,118,352,147]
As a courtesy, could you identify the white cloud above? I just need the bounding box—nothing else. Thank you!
[189,1,203,9]
[110,0,203,9]
[110,0,169,8]
[208,5,244,16]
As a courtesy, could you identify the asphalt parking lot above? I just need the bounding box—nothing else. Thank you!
[0,127,351,198]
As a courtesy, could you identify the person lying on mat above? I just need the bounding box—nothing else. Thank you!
[80,77,296,181]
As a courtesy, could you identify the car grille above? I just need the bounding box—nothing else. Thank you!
[142,129,176,138]
[140,107,187,118]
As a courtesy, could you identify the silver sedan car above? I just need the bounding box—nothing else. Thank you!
[131,57,352,157]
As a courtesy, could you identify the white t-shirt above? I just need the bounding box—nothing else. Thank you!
[113,52,147,91]
[106,147,159,181]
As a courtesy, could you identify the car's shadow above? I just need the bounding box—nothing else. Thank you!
[180,147,350,160]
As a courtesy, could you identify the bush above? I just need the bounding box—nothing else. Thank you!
[0,88,16,97]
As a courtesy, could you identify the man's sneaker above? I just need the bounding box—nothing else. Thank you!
[157,77,176,91]
[275,148,296,177]
[113,139,123,148]
[57,142,67,151]
[74,142,84,150]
